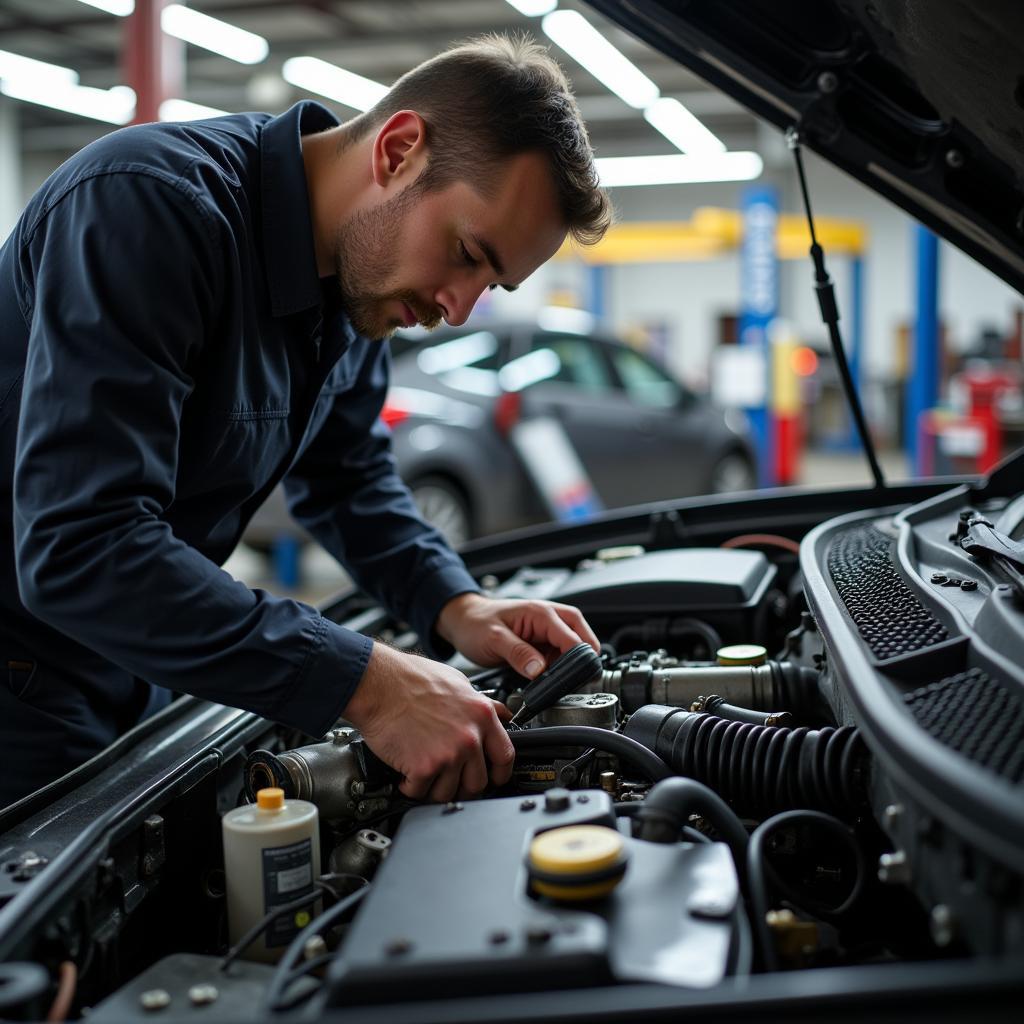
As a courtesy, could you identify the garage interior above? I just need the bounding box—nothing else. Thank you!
[2,0,1022,598]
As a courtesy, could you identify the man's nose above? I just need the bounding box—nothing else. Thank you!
[437,281,485,327]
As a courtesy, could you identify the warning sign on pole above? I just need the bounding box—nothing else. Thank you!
[509,417,603,522]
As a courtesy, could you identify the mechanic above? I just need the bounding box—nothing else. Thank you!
[0,35,611,808]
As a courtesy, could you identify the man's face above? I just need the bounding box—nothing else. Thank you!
[331,150,567,339]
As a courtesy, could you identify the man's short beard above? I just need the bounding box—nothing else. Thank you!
[332,184,442,339]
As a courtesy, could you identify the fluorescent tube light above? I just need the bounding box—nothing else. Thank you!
[643,96,725,155]
[417,332,499,375]
[595,152,764,187]
[0,50,78,89]
[504,0,557,15]
[282,57,387,112]
[159,98,228,121]
[74,0,134,14]
[537,306,596,335]
[0,79,135,124]
[542,9,658,109]
[499,349,561,392]
[161,5,268,65]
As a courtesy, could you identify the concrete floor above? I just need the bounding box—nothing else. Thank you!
[224,445,914,606]
[798,447,910,487]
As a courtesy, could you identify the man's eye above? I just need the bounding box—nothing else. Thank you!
[458,240,479,267]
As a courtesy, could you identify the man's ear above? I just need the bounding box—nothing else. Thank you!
[371,110,428,189]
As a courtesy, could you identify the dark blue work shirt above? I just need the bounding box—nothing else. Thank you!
[0,101,478,803]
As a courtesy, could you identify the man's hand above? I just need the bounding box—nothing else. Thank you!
[436,592,600,679]
[344,641,515,803]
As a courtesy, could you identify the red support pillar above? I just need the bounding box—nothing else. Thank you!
[123,0,183,125]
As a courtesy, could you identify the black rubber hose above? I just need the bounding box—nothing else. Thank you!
[746,810,867,972]
[703,695,793,728]
[616,802,715,846]
[511,726,672,781]
[771,661,830,723]
[264,886,369,1013]
[633,777,749,889]
[625,706,867,818]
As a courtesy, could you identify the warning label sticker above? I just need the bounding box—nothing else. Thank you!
[262,838,315,947]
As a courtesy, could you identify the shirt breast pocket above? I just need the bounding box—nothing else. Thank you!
[178,402,293,502]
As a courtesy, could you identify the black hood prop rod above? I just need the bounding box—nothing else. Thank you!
[787,128,886,491]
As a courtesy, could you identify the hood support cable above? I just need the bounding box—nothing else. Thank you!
[787,128,886,490]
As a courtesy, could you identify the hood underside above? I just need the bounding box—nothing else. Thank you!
[586,0,1024,294]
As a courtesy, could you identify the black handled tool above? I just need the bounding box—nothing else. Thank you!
[507,642,604,728]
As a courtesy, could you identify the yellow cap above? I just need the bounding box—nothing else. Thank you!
[256,787,284,810]
[716,644,768,666]
[528,825,627,901]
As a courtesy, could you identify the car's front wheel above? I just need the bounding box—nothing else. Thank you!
[410,475,472,547]
[708,451,757,493]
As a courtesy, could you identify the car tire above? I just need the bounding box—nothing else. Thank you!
[709,451,756,493]
[410,476,473,547]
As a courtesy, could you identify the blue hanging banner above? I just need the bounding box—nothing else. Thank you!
[739,184,779,486]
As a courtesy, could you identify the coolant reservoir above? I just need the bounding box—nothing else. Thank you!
[222,787,320,963]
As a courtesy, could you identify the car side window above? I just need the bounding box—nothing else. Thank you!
[607,345,683,409]
[528,334,613,393]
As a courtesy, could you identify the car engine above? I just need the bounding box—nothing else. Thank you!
[0,470,1022,1020]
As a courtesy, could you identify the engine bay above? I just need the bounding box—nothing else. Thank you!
[0,469,1022,1021]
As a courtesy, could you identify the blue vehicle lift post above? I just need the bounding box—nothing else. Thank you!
[906,225,940,473]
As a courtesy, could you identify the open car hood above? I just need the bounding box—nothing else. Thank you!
[585,0,1024,294]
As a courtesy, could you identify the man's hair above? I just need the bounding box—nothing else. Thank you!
[342,33,612,246]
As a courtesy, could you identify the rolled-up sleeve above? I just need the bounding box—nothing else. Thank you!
[13,171,369,736]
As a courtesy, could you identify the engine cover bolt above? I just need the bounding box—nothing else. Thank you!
[544,788,571,813]
[945,148,965,168]
[385,938,413,957]
[961,579,978,591]
[878,850,911,885]
[883,804,903,829]
[139,989,171,1011]
[488,929,510,945]
[525,925,553,944]
[817,70,838,93]
[520,799,536,811]
[930,572,948,584]
[930,904,957,947]
[188,985,218,1006]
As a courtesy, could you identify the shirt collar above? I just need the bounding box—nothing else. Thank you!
[260,100,340,318]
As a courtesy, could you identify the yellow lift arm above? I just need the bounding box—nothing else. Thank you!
[557,207,867,264]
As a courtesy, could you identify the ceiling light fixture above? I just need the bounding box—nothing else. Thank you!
[595,152,764,187]
[541,9,658,109]
[281,57,387,111]
[159,98,228,121]
[504,0,557,16]
[643,96,725,155]
[0,79,135,125]
[161,5,268,65]
[0,50,78,89]
[73,0,134,14]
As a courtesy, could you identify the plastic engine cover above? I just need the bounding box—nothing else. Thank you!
[323,791,739,1006]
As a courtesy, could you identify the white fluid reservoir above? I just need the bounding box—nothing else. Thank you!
[222,786,320,963]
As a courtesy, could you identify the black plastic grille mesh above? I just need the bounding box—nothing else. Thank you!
[827,525,948,659]
[904,668,1024,784]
